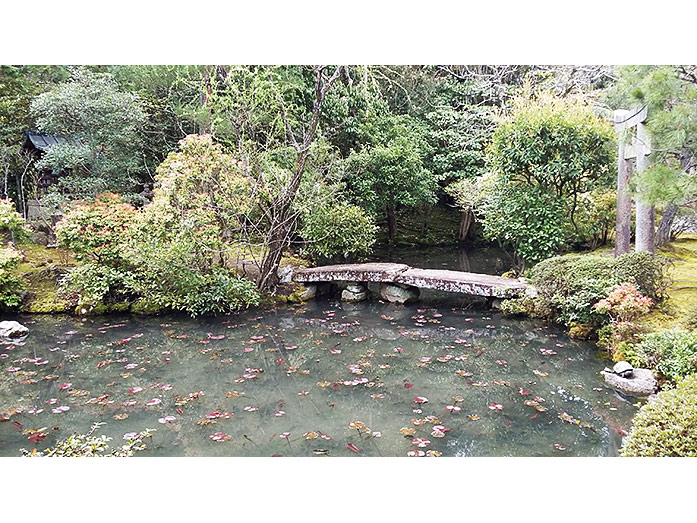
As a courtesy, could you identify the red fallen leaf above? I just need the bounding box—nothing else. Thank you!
[28,432,46,443]
[275,358,286,365]
[475,349,484,355]
[271,454,284,457]
[176,408,183,415]
[53,426,59,430]
[331,383,340,390]
[530,414,540,419]
[278,402,285,408]
[12,421,23,429]
[328,403,336,408]
[518,388,530,396]
[346,443,359,453]
[404,382,414,389]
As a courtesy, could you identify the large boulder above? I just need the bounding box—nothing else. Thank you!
[0,321,29,344]
[601,367,657,396]
[379,283,419,304]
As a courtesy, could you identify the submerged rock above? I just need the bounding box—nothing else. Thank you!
[0,321,29,343]
[601,367,657,396]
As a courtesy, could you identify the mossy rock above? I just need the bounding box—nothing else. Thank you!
[130,298,165,315]
[568,322,594,339]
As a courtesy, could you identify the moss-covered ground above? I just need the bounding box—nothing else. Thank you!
[637,234,697,331]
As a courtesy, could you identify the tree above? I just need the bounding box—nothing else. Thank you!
[608,66,697,248]
[480,91,615,265]
[345,114,438,243]
[30,68,148,201]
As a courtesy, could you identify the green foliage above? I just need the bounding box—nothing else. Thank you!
[621,374,697,457]
[59,262,133,307]
[480,182,568,264]
[55,193,137,266]
[570,189,617,249]
[487,92,615,197]
[530,252,668,326]
[480,92,614,262]
[300,202,377,259]
[30,68,148,200]
[0,198,31,244]
[345,115,438,218]
[0,246,25,309]
[613,251,671,301]
[632,328,697,381]
[21,422,154,457]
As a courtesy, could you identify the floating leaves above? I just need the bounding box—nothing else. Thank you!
[210,432,231,442]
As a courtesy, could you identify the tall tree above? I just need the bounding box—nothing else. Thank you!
[30,68,148,201]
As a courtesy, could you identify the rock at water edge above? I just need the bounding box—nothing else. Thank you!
[0,321,29,343]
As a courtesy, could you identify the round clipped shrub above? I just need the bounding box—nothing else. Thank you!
[621,374,697,457]
[300,202,378,259]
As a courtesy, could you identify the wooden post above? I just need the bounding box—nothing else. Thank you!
[614,110,632,257]
[635,121,655,253]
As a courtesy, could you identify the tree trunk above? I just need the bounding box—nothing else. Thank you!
[458,209,473,242]
[656,151,692,248]
[656,203,679,248]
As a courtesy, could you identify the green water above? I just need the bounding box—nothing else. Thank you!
[1,299,638,457]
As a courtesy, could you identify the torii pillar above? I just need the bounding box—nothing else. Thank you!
[613,106,654,256]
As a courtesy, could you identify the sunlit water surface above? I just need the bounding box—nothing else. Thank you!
[1,299,638,457]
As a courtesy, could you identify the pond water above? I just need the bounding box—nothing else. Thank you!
[1,298,639,457]
[367,243,513,274]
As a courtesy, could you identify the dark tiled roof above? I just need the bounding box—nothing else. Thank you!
[23,130,73,152]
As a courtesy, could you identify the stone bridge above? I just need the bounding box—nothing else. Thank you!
[291,263,535,304]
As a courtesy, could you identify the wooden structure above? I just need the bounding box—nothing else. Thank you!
[292,262,533,299]
[613,107,654,255]
[20,131,72,192]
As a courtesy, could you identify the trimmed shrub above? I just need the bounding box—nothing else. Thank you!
[300,202,377,259]
[530,252,669,326]
[621,374,697,457]
[631,328,697,381]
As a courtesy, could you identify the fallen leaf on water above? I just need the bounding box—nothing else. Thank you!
[210,432,231,442]
[346,443,359,453]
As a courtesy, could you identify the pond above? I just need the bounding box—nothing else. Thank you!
[1,298,639,457]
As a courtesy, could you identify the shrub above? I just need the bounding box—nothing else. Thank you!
[632,328,697,381]
[530,252,668,326]
[300,202,378,259]
[613,251,670,301]
[593,283,652,323]
[21,422,154,457]
[0,198,31,244]
[530,254,616,325]
[621,374,697,457]
[59,262,135,307]
[0,246,25,309]
[55,193,137,266]
[480,183,567,265]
